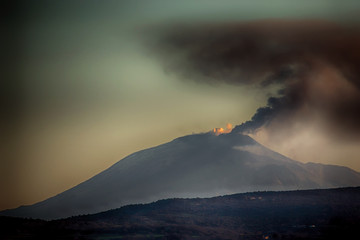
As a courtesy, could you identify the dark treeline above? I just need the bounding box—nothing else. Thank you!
[2,187,360,240]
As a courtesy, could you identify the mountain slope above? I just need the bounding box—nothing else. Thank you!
[2,132,360,219]
[2,187,360,240]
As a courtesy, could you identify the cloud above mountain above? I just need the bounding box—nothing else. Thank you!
[147,19,360,141]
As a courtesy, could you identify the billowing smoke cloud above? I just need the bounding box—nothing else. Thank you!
[147,20,360,140]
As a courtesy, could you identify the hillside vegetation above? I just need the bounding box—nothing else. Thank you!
[1,187,360,239]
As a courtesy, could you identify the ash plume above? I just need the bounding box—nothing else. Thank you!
[147,20,360,139]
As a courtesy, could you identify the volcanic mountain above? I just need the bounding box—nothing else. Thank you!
[2,132,360,220]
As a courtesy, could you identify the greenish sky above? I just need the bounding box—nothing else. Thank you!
[2,0,360,211]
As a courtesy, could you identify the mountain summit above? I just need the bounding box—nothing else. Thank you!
[2,132,360,219]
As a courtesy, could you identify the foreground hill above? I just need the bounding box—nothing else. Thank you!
[2,187,360,239]
[2,132,360,219]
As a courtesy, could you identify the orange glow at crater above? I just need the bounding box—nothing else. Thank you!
[213,123,233,135]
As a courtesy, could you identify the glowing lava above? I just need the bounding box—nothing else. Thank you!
[213,123,233,135]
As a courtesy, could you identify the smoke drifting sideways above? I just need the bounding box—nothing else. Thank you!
[145,19,360,141]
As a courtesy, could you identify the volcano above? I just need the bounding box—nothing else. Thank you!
[2,132,360,220]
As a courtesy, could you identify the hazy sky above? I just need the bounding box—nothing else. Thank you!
[2,0,360,211]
